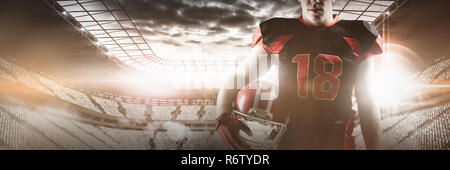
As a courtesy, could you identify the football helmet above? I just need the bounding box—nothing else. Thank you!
[231,80,290,150]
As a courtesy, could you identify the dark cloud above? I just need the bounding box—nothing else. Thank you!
[218,10,256,27]
[212,37,243,45]
[120,0,302,55]
[240,25,258,34]
[235,43,252,48]
[187,40,201,44]
[122,0,299,32]
[220,0,238,5]
[122,0,201,27]
[255,0,298,9]
[236,2,255,11]
[170,33,183,37]
[227,37,243,41]
[152,39,182,47]
[182,6,231,22]
[213,40,226,45]
[208,26,228,34]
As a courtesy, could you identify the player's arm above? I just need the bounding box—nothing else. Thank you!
[215,43,268,150]
[354,57,382,150]
[217,25,269,116]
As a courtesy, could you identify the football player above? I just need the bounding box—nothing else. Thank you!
[216,0,383,150]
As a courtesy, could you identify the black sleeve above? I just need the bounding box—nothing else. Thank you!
[259,18,299,48]
[355,21,383,58]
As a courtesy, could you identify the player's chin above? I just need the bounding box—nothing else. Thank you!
[307,11,323,18]
[311,11,323,17]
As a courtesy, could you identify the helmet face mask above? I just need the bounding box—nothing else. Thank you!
[232,80,290,150]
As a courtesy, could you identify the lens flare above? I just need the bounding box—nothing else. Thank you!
[368,44,423,107]
[369,65,418,106]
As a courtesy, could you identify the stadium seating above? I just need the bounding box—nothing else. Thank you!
[0,56,449,150]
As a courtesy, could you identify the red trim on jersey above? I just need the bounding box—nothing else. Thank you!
[344,35,383,62]
[343,36,363,62]
[251,27,263,47]
[270,34,295,54]
[298,14,340,28]
[365,34,383,57]
[344,112,356,150]
[251,27,272,54]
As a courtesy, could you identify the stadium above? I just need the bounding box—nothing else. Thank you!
[0,0,449,150]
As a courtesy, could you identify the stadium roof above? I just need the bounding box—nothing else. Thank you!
[46,0,404,72]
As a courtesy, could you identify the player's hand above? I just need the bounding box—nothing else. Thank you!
[215,113,253,150]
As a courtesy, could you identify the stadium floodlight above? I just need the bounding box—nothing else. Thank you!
[80,27,86,32]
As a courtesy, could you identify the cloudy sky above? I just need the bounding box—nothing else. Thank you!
[120,0,303,60]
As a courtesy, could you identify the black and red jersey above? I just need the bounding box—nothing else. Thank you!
[252,15,383,149]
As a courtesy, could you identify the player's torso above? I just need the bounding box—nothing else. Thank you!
[259,18,362,148]
[261,19,358,118]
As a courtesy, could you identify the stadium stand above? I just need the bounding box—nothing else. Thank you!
[0,56,449,149]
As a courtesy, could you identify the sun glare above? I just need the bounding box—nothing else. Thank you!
[368,44,423,107]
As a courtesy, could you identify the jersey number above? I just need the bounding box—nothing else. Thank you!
[292,54,343,100]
